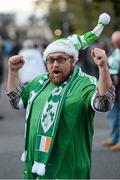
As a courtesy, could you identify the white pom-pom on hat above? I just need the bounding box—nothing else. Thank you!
[99,13,111,25]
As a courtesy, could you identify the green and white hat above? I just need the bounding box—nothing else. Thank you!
[43,13,110,62]
[44,38,79,61]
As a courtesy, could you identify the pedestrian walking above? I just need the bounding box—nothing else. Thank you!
[6,13,115,179]
[18,39,47,84]
[0,36,4,119]
[102,31,120,151]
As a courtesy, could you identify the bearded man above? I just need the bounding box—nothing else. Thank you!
[6,13,115,179]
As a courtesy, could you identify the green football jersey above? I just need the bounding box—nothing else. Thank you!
[20,70,97,179]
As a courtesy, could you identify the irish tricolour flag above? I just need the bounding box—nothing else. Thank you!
[39,136,52,152]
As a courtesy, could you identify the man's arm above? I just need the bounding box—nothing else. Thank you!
[91,48,112,94]
[91,48,115,112]
[6,55,25,109]
[7,55,24,93]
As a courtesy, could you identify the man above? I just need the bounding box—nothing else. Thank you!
[102,31,120,151]
[6,13,115,179]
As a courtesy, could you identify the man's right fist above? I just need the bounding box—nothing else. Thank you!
[9,55,25,72]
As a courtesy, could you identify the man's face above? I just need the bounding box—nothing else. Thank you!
[46,52,76,85]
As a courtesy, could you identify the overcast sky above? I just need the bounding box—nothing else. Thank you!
[0,0,34,12]
[0,0,35,25]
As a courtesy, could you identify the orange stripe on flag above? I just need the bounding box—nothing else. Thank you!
[45,137,52,152]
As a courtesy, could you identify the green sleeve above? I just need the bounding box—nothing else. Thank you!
[80,75,98,105]
[21,75,43,108]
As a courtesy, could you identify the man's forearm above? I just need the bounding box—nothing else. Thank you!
[7,71,20,93]
[98,66,112,95]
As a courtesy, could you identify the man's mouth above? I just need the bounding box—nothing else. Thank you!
[53,70,61,76]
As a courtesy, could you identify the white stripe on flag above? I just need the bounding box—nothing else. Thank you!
[39,136,46,152]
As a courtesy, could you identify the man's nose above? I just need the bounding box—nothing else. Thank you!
[53,60,59,66]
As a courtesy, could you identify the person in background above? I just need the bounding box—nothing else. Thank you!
[6,13,115,179]
[0,36,4,119]
[0,36,4,89]
[18,39,47,84]
[9,41,22,56]
[102,31,120,151]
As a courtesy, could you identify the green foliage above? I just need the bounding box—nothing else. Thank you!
[45,0,118,38]
[93,0,120,30]
[46,10,63,30]
[46,0,95,37]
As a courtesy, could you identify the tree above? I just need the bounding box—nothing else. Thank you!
[45,0,97,38]
[93,0,120,30]
[32,0,114,38]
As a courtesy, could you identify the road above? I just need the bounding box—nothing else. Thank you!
[0,81,120,179]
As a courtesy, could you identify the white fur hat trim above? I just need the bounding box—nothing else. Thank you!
[43,39,79,62]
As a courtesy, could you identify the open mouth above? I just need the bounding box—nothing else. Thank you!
[54,70,60,74]
[53,70,61,76]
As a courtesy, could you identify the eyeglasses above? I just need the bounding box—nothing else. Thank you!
[46,56,72,64]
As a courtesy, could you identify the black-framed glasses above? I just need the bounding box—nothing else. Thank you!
[46,56,72,64]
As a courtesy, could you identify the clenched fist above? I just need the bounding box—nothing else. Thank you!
[8,55,25,72]
[91,48,108,68]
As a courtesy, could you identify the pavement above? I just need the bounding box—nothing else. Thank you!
[91,112,120,179]
[0,73,120,179]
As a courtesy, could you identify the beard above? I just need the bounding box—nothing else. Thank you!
[49,68,74,85]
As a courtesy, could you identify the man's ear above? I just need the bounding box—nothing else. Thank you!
[73,61,77,67]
